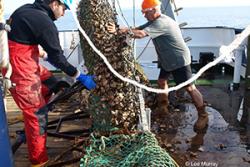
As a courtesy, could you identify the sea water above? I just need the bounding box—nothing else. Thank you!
[4,6,250,30]
[55,6,250,30]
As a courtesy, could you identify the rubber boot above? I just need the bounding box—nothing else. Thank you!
[31,160,48,167]
[156,93,169,115]
[189,133,205,152]
[189,126,208,152]
[194,105,208,131]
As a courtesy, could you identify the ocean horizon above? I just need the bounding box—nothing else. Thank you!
[4,6,250,31]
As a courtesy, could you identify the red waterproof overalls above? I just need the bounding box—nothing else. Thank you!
[6,40,53,164]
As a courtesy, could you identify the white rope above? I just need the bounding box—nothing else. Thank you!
[68,2,250,94]
[0,0,13,95]
[0,0,9,68]
[0,26,9,68]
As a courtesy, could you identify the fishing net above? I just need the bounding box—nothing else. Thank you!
[77,0,179,166]
[88,94,140,133]
[80,132,178,167]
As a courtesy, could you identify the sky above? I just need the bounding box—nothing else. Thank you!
[3,0,250,14]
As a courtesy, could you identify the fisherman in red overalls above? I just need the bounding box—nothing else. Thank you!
[3,0,96,166]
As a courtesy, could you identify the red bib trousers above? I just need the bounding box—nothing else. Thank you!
[5,40,53,165]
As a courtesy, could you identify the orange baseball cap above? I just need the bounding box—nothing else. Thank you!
[141,0,161,11]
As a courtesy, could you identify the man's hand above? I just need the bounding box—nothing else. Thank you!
[107,22,117,33]
[107,22,130,34]
[38,45,48,60]
[76,73,96,90]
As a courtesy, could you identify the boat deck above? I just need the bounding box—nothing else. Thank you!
[5,72,250,167]
[6,94,89,167]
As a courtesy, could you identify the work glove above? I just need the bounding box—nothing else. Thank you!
[76,73,96,90]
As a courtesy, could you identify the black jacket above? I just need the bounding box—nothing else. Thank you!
[8,0,78,77]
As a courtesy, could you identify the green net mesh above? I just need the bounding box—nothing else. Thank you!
[80,132,178,167]
[88,95,138,133]
[78,0,179,166]
[88,95,114,133]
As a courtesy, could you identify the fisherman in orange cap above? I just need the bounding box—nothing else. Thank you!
[108,0,208,131]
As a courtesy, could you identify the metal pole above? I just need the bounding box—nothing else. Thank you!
[244,37,250,156]
[242,36,250,126]
[0,85,14,167]
[233,48,243,90]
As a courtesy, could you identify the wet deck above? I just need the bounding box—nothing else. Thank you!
[5,71,250,167]
[152,74,250,167]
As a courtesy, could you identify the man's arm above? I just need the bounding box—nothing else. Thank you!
[107,22,148,39]
[38,25,78,77]
[38,26,96,90]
